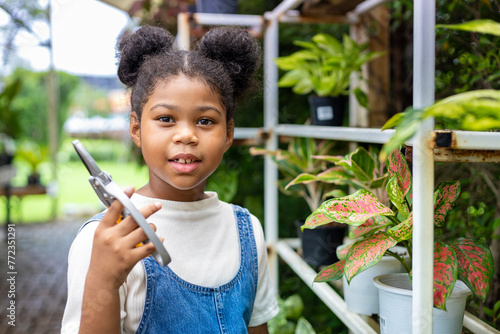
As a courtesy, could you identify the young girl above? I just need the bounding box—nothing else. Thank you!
[62,25,278,333]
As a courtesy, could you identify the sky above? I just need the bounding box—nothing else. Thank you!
[2,0,132,76]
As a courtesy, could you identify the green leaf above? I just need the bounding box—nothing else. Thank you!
[353,87,368,108]
[316,167,352,184]
[386,176,410,218]
[381,113,404,130]
[286,173,318,189]
[344,232,398,283]
[304,189,394,229]
[336,147,375,183]
[433,241,458,310]
[380,107,425,161]
[451,238,494,301]
[295,317,316,334]
[436,19,500,37]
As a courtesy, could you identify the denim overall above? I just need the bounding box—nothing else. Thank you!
[134,204,258,333]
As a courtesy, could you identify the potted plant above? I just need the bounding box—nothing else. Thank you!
[15,141,48,185]
[275,33,384,126]
[302,147,494,332]
[250,136,349,266]
[290,145,410,316]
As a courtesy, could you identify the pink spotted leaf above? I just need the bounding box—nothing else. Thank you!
[433,181,460,227]
[387,148,411,197]
[344,232,398,284]
[433,241,458,310]
[450,238,494,301]
[349,216,391,239]
[387,212,413,241]
[336,243,353,260]
[314,260,345,282]
[304,189,394,229]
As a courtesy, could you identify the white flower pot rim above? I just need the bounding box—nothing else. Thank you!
[373,273,472,299]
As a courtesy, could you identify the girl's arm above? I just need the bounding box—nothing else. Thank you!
[248,323,269,334]
[79,186,162,334]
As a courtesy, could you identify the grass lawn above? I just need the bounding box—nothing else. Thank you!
[0,158,149,224]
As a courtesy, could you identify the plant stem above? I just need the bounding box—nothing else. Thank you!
[386,249,412,274]
[387,215,400,226]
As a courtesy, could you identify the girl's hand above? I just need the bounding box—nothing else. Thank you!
[88,185,162,290]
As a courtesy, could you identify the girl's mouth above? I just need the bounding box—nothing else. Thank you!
[171,158,197,164]
[169,157,201,173]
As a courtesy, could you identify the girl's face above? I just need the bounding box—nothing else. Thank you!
[130,75,234,202]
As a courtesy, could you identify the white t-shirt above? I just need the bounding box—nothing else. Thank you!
[61,192,279,333]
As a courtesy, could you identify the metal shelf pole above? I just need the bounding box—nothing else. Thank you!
[412,0,436,332]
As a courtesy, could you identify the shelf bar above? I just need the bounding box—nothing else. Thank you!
[412,0,436,332]
[275,124,396,143]
[276,240,378,334]
[264,15,280,291]
[463,311,500,334]
[191,13,264,27]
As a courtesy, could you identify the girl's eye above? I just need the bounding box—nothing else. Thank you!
[158,116,174,123]
[198,118,214,126]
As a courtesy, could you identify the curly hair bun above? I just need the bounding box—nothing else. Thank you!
[116,25,175,87]
[198,27,262,99]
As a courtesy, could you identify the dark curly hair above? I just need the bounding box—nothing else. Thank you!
[116,25,262,122]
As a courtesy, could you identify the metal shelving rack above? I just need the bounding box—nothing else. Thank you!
[178,1,500,332]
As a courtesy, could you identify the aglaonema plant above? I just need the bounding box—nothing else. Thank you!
[302,148,495,310]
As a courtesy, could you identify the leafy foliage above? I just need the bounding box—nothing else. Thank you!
[303,148,495,310]
[275,33,383,101]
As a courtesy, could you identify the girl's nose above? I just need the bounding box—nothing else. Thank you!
[172,123,198,145]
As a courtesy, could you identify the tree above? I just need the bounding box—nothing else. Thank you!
[7,68,79,145]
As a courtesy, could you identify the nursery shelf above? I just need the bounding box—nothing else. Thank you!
[275,239,379,334]
[275,239,500,334]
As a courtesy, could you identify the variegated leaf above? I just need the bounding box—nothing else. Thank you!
[336,244,352,260]
[451,238,494,301]
[434,181,460,227]
[433,241,458,310]
[336,147,375,182]
[344,232,398,283]
[350,216,391,239]
[314,259,345,282]
[286,173,318,189]
[302,210,333,230]
[388,213,413,241]
[387,148,412,197]
[317,166,352,184]
[386,176,410,218]
[304,189,394,229]
[312,154,343,163]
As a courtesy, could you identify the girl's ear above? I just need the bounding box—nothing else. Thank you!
[130,112,141,148]
[224,119,234,152]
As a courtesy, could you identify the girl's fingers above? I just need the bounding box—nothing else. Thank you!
[123,223,159,249]
[115,202,162,235]
[98,186,135,228]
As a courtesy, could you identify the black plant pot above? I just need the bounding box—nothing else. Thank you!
[196,0,238,14]
[27,173,41,185]
[308,95,346,126]
[295,220,346,267]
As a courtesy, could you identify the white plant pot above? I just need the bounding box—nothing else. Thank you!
[373,273,472,334]
[340,245,408,316]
